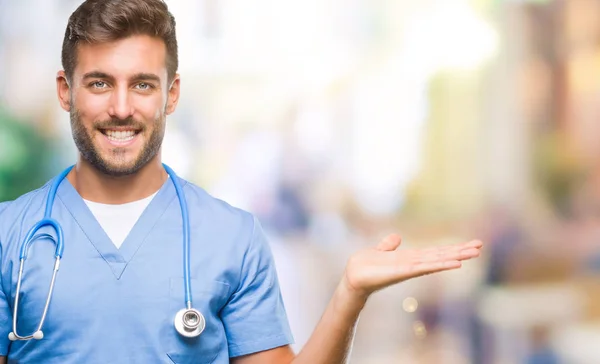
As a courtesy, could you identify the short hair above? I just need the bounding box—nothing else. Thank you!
[61,0,178,82]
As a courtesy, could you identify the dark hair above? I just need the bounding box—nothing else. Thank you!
[61,0,178,82]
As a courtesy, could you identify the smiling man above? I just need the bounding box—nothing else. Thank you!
[0,1,483,363]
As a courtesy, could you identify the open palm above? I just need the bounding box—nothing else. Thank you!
[343,234,483,298]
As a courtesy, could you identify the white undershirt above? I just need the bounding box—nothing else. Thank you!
[84,192,157,249]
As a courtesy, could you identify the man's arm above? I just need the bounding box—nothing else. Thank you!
[0,356,5,364]
[232,234,483,364]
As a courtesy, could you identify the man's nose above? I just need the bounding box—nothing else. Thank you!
[107,86,134,120]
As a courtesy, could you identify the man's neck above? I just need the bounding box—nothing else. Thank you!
[67,157,168,204]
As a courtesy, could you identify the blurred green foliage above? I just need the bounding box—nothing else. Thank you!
[0,108,55,202]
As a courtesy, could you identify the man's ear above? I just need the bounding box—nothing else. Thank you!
[166,74,180,115]
[56,70,71,112]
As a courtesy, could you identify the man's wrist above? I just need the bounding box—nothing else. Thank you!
[334,277,369,317]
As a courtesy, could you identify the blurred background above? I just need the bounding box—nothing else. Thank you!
[2,0,600,362]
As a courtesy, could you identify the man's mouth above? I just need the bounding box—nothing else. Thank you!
[100,129,140,143]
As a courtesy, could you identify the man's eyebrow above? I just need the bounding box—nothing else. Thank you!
[82,71,114,81]
[130,73,161,83]
[81,72,161,83]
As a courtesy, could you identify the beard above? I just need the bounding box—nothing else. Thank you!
[70,107,166,177]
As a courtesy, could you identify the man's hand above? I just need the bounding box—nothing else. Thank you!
[342,234,483,302]
[233,234,483,364]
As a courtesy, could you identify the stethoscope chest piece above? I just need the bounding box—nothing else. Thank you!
[174,308,205,338]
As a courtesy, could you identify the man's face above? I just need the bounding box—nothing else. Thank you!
[58,35,179,176]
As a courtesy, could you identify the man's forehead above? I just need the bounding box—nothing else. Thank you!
[74,35,168,79]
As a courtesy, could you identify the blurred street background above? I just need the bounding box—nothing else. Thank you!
[2,0,600,362]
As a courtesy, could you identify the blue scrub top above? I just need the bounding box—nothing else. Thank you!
[0,173,294,363]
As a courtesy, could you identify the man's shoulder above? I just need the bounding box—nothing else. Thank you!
[180,178,257,231]
[181,179,252,215]
[0,181,52,225]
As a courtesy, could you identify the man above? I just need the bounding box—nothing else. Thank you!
[0,0,483,362]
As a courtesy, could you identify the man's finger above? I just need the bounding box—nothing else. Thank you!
[376,233,402,251]
[420,239,483,256]
[413,247,481,264]
[407,260,463,278]
[464,239,483,248]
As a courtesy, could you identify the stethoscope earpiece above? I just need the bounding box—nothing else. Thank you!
[9,330,43,341]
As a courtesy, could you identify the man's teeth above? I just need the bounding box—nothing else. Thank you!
[105,130,135,142]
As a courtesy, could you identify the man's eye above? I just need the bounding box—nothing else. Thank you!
[136,83,152,90]
[91,81,107,88]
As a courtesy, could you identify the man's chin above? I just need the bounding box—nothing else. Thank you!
[93,160,142,177]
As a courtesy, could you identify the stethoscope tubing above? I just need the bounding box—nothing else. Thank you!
[9,163,197,341]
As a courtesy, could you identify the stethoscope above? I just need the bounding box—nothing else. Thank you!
[8,164,205,341]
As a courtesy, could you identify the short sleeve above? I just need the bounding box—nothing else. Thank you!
[0,201,12,355]
[221,216,294,357]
